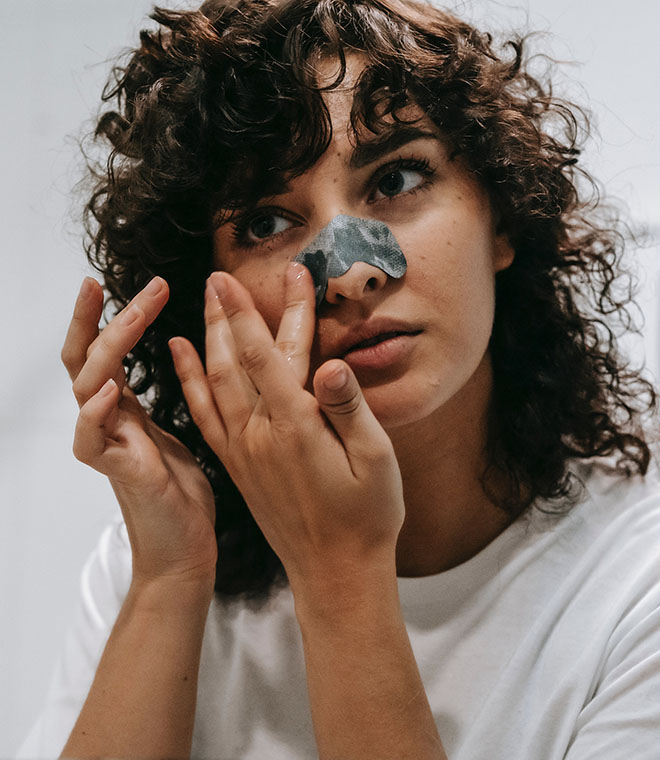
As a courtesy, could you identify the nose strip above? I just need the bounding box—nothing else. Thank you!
[293,214,407,307]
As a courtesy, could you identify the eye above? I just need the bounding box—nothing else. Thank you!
[245,213,290,240]
[369,157,434,203]
[232,209,296,248]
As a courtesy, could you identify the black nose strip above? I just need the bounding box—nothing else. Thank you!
[293,215,408,307]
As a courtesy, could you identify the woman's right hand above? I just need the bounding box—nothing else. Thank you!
[61,276,217,590]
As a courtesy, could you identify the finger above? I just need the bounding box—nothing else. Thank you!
[274,262,315,386]
[169,336,228,456]
[73,380,158,485]
[61,278,104,381]
[72,277,169,407]
[203,278,258,433]
[210,271,300,417]
[313,359,392,459]
[73,378,121,468]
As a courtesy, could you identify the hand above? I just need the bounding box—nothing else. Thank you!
[62,277,217,589]
[168,263,405,587]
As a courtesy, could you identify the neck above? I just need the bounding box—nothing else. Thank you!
[387,353,514,578]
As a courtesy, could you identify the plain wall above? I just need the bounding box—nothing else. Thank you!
[1,0,658,754]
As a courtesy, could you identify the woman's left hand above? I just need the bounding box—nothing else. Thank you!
[169,262,405,587]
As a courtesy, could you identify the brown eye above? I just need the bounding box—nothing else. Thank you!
[377,171,406,197]
[243,212,293,244]
[373,167,427,201]
[250,215,278,239]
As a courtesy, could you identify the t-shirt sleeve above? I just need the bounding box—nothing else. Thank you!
[564,572,660,758]
[16,519,132,759]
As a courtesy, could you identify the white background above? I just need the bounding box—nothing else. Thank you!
[1,0,658,755]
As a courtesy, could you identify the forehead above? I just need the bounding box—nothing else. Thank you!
[215,52,440,215]
[315,54,436,151]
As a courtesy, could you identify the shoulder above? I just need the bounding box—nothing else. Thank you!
[566,457,660,537]
[525,456,660,541]
[526,459,660,612]
[498,459,660,615]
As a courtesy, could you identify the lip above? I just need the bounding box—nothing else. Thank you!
[343,332,421,371]
[331,318,423,362]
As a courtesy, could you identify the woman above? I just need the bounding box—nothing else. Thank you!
[20,0,659,758]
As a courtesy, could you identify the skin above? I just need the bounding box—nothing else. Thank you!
[58,55,516,760]
[212,57,516,576]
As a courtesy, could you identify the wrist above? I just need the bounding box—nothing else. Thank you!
[289,551,401,627]
[128,572,215,617]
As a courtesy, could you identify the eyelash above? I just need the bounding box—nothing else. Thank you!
[231,155,436,249]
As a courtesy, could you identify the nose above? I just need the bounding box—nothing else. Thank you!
[324,261,389,305]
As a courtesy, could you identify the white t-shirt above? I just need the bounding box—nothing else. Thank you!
[19,460,660,759]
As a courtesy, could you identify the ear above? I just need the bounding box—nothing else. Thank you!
[491,204,515,273]
[493,230,515,273]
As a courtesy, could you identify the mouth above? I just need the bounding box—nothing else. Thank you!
[344,330,422,356]
[338,328,423,372]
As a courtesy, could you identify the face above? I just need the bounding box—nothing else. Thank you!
[212,57,514,430]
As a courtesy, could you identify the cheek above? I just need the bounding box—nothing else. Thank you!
[232,265,287,337]
[402,214,498,344]
[403,218,495,298]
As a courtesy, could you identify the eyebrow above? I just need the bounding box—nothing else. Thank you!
[349,126,439,169]
[220,126,439,220]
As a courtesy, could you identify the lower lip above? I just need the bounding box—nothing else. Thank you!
[343,333,420,371]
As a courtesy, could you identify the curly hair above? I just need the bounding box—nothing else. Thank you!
[82,0,659,603]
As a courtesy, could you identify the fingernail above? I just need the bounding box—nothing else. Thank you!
[80,277,95,299]
[168,337,182,361]
[99,378,116,397]
[324,366,347,390]
[144,277,163,296]
[206,278,221,307]
[119,304,140,326]
[211,272,227,300]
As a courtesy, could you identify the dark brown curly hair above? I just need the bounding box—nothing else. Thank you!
[82,0,659,603]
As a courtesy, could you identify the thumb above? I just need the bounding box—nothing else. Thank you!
[313,360,390,457]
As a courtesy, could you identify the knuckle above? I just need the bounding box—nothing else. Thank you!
[85,337,99,361]
[60,345,76,371]
[77,402,97,427]
[72,446,85,463]
[298,394,318,417]
[323,390,362,416]
[366,444,392,466]
[238,344,268,374]
[271,415,299,439]
[96,329,116,355]
[206,363,233,388]
[71,377,87,403]
[283,298,307,314]
[206,305,225,326]
[72,435,91,465]
[276,340,299,360]
[221,299,244,321]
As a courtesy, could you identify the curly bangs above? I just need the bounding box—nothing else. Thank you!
[83,0,658,602]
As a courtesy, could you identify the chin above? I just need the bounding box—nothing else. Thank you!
[361,380,450,431]
[361,356,491,432]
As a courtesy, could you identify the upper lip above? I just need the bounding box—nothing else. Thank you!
[331,318,423,358]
